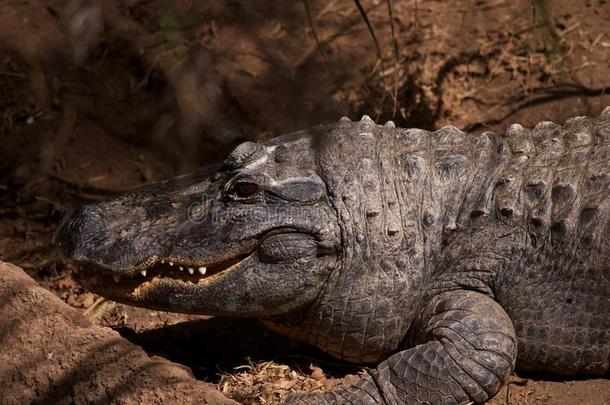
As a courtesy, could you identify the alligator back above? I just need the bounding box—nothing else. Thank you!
[395,110,610,376]
[488,114,610,375]
[393,110,610,375]
[294,109,609,372]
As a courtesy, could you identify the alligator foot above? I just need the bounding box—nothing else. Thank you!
[287,290,517,405]
[286,376,385,405]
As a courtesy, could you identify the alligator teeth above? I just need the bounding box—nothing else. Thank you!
[179,266,184,271]
[169,261,174,266]
[160,259,165,264]
[140,270,147,277]
[188,267,194,275]
[198,266,207,275]
[113,275,121,283]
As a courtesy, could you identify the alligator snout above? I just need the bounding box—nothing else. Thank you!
[55,168,222,272]
[56,196,176,272]
[56,204,107,262]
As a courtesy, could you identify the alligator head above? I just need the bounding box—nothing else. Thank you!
[57,130,340,317]
[57,118,425,362]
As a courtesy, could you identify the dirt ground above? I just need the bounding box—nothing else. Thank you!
[0,0,609,404]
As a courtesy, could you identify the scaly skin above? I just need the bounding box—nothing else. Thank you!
[57,107,610,404]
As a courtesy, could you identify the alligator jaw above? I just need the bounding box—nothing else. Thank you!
[79,253,252,299]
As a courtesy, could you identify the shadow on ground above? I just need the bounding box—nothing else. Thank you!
[118,316,361,382]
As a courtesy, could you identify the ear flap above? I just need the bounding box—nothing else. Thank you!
[266,178,327,203]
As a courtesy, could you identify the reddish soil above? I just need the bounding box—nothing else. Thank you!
[0,0,609,404]
[0,261,237,404]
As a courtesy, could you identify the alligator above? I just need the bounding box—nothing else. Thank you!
[57,108,610,404]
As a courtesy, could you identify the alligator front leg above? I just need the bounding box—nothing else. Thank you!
[288,290,517,404]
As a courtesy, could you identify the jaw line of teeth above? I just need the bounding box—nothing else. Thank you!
[111,264,208,282]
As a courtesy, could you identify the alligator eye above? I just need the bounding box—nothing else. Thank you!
[228,179,262,200]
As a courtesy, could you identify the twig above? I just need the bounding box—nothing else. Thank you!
[301,0,349,106]
[49,172,129,196]
[353,0,383,61]
[34,196,69,213]
[0,71,26,78]
[386,0,399,116]
[558,21,581,38]
[353,0,393,118]
[464,84,610,131]
[83,296,108,317]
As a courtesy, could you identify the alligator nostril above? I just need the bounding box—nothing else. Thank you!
[56,205,105,260]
